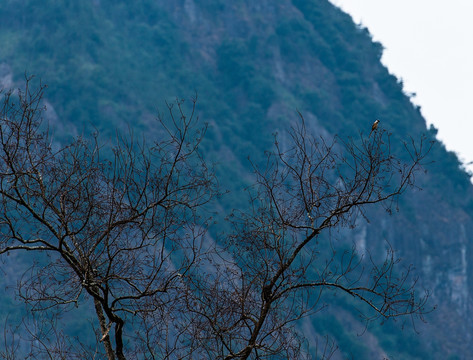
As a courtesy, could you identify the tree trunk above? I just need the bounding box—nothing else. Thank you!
[94,297,116,360]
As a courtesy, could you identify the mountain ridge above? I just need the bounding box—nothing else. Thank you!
[0,0,472,358]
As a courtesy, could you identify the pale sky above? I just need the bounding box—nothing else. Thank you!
[330,0,473,174]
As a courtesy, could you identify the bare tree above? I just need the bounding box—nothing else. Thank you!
[0,79,432,359]
[184,116,432,359]
[0,78,216,359]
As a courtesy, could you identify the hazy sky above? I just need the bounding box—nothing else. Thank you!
[330,0,473,174]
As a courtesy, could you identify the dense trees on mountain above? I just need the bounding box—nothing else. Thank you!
[1,0,473,359]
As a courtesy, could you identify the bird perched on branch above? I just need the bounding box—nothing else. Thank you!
[370,119,380,136]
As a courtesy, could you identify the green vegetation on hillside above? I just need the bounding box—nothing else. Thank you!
[0,0,472,358]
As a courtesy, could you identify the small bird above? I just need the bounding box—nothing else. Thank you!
[370,119,380,136]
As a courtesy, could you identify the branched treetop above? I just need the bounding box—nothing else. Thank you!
[0,79,433,359]
[0,78,216,359]
[185,115,432,359]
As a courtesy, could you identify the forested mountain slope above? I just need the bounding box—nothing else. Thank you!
[1,0,472,358]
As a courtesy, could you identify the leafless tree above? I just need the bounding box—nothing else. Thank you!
[184,116,433,359]
[0,78,216,359]
[0,79,432,359]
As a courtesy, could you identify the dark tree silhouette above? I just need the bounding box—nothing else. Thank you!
[184,116,432,359]
[0,78,216,359]
[0,80,432,359]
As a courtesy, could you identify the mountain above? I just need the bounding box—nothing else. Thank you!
[1,0,472,358]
